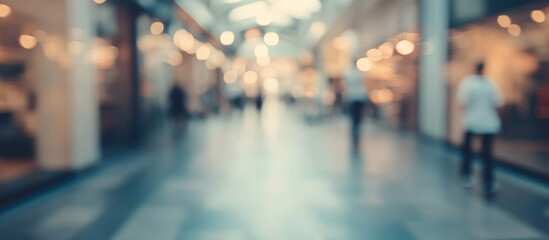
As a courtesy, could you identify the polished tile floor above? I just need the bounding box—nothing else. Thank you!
[1,99,548,240]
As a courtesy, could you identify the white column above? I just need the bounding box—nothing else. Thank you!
[418,0,449,140]
[65,0,99,169]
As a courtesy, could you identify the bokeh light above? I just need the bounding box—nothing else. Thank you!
[497,15,512,28]
[150,21,164,35]
[264,32,280,46]
[0,4,11,18]
[19,34,37,49]
[93,0,107,4]
[220,31,235,46]
[508,24,521,36]
[224,71,238,84]
[356,58,371,72]
[367,48,382,61]
[243,71,258,84]
[396,40,415,55]
[196,45,211,60]
[531,10,546,23]
[255,44,269,57]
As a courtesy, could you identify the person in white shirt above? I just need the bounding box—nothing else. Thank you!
[457,62,503,195]
[343,61,368,151]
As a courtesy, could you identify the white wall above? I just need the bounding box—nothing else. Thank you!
[418,0,449,140]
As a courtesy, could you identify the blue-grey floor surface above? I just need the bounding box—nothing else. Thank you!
[1,99,549,240]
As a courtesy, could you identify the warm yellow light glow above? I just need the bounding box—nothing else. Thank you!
[264,32,279,46]
[379,42,394,59]
[256,13,272,26]
[19,35,37,49]
[0,4,11,18]
[178,33,196,53]
[366,48,382,61]
[93,0,107,4]
[310,21,326,38]
[150,21,164,35]
[333,36,350,50]
[255,44,269,57]
[173,29,187,45]
[356,58,371,72]
[508,24,521,36]
[263,78,279,93]
[164,51,183,66]
[224,71,238,84]
[395,40,415,55]
[243,71,258,84]
[370,89,394,104]
[196,45,211,60]
[220,31,235,46]
[256,56,271,66]
[497,15,512,28]
[531,10,546,23]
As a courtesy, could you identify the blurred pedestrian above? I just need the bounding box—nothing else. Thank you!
[168,82,187,136]
[457,62,503,195]
[343,60,368,151]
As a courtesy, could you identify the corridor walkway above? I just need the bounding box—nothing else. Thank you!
[0,99,548,240]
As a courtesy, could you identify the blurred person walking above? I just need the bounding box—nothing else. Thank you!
[457,62,503,196]
[343,61,368,151]
[168,82,188,136]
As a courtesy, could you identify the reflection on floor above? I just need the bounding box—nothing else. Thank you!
[0,99,548,240]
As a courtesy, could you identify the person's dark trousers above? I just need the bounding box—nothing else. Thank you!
[349,101,366,149]
[461,131,495,189]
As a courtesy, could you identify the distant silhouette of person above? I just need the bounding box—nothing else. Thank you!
[343,62,368,151]
[457,62,503,195]
[168,83,187,135]
[225,80,244,113]
[255,89,264,112]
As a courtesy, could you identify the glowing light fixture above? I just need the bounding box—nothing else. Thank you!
[19,34,37,49]
[395,40,415,55]
[196,45,211,60]
[224,71,238,84]
[243,71,258,84]
[150,21,164,35]
[310,21,326,38]
[507,24,521,36]
[497,15,511,28]
[93,0,107,4]
[0,4,11,18]
[356,58,371,72]
[229,1,268,22]
[220,31,235,46]
[366,49,382,61]
[173,29,188,45]
[256,13,272,26]
[531,10,546,23]
[255,44,269,58]
[379,42,394,59]
[264,32,279,46]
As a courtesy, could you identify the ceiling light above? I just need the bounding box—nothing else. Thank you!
[220,31,235,46]
[356,58,371,72]
[150,21,164,35]
[507,24,521,36]
[229,1,268,22]
[255,44,269,58]
[497,15,511,28]
[0,4,11,18]
[19,34,37,49]
[531,10,546,23]
[264,32,279,46]
[395,40,415,55]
